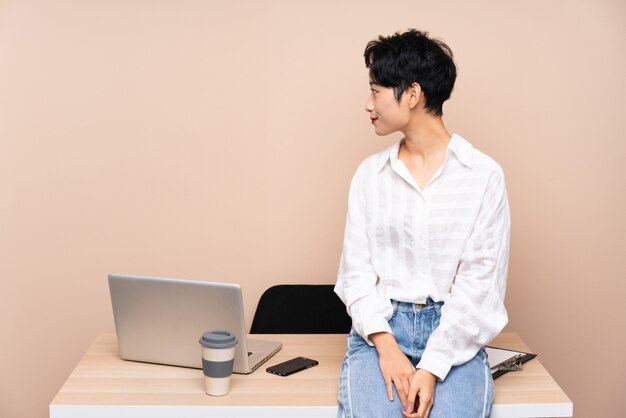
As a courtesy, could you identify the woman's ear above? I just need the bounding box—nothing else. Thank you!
[407,82,422,109]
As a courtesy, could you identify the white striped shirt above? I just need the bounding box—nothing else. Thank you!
[335,134,510,380]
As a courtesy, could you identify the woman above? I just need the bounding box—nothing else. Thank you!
[335,29,510,418]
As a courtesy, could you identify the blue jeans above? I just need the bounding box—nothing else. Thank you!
[338,300,494,418]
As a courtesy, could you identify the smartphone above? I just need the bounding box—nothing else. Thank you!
[266,356,319,376]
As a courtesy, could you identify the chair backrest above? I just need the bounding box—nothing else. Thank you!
[250,284,352,334]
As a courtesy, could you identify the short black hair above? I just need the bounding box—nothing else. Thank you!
[364,29,456,116]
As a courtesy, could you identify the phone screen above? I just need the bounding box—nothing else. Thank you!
[266,356,319,376]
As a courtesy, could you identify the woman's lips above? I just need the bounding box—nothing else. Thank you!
[370,118,378,124]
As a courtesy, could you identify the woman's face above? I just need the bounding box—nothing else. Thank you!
[365,83,410,136]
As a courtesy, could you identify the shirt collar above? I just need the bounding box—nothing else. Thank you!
[376,141,400,172]
[447,134,474,168]
[376,134,474,173]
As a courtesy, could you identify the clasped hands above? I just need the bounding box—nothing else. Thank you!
[370,332,436,418]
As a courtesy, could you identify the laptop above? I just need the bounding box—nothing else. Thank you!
[108,274,282,374]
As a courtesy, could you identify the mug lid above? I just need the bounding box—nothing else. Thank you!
[199,330,237,349]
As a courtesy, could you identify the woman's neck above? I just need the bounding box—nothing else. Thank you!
[401,114,451,160]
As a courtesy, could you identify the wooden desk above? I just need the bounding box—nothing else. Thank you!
[50,333,572,418]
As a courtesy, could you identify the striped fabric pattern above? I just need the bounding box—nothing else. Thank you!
[335,134,510,380]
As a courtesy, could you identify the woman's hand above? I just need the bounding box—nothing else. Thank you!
[402,369,437,418]
[369,332,416,409]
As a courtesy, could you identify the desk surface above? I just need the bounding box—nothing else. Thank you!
[50,332,572,418]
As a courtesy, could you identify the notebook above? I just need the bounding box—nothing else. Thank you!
[486,346,537,379]
[108,274,282,374]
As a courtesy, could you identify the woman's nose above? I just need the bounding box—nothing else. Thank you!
[365,95,374,113]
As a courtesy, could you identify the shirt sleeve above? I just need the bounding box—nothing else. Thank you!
[417,168,510,381]
[334,164,394,344]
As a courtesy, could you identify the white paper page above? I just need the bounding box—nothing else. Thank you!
[485,347,524,370]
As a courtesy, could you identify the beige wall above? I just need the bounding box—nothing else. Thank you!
[1,1,624,417]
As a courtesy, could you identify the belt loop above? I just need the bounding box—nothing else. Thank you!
[434,300,442,315]
[391,300,399,311]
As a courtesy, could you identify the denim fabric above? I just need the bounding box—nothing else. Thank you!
[338,300,494,418]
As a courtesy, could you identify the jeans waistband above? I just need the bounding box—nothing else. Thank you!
[391,298,444,313]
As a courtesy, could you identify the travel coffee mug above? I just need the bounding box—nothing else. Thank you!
[199,330,238,396]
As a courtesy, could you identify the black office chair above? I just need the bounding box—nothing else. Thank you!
[250,284,352,334]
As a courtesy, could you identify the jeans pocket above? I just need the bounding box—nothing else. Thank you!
[387,302,402,331]
[346,330,367,359]
[390,302,399,320]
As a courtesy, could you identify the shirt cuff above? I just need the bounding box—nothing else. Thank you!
[361,316,393,346]
[416,351,452,381]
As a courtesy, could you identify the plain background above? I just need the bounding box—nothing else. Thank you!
[1,1,624,417]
